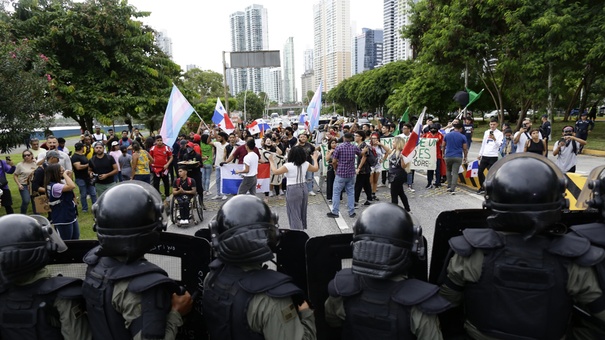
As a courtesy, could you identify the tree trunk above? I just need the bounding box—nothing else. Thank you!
[565,79,584,122]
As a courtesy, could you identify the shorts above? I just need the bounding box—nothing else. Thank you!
[371,164,382,174]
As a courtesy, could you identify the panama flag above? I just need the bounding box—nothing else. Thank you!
[401,107,427,158]
[246,119,271,136]
[220,163,271,194]
[307,83,322,131]
[212,98,235,134]
[465,160,480,178]
[159,85,195,148]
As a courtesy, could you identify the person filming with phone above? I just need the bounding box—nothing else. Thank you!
[513,117,543,153]
[553,125,586,173]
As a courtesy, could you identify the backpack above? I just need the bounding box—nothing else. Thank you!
[365,144,378,167]
[176,177,192,188]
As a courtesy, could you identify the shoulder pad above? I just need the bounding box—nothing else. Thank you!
[548,233,591,258]
[462,229,503,249]
[574,245,605,267]
[239,269,301,298]
[38,277,83,299]
[83,246,101,265]
[327,268,361,297]
[208,258,224,270]
[104,258,167,280]
[392,279,451,314]
[571,223,605,247]
[448,236,474,257]
[128,272,178,294]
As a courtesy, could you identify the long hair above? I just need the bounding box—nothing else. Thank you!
[132,141,141,152]
[288,146,307,184]
[390,136,405,157]
[43,163,62,191]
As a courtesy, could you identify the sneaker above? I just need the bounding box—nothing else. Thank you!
[477,189,485,195]
[377,183,385,188]
[269,192,275,197]
[221,195,228,200]
[309,191,316,196]
[451,191,456,195]
[408,185,415,193]
[327,199,332,203]
[211,195,220,200]
[180,219,189,224]
[349,213,357,218]
[427,185,435,189]
[279,191,285,196]
[364,201,372,206]
[327,212,339,218]
[205,191,211,196]
[425,183,431,189]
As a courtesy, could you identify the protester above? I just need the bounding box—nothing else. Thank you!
[476,119,503,194]
[325,139,338,203]
[0,157,15,215]
[269,146,319,230]
[235,139,259,195]
[29,137,43,158]
[353,131,373,206]
[539,115,552,156]
[421,124,444,188]
[443,123,468,194]
[108,141,123,182]
[44,164,79,239]
[524,128,547,156]
[199,134,213,196]
[149,135,173,196]
[386,136,411,211]
[91,125,107,145]
[368,132,390,201]
[71,142,97,212]
[499,128,516,157]
[173,165,197,225]
[553,125,586,173]
[118,145,132,180]
[210,132,228,200]
[296,132,318,196]
[88,141,118,197]
[13,149,38,214]
[327,133,360,218]
[131,141,154,183]
[513,117,542,153]
[36,135,72,171]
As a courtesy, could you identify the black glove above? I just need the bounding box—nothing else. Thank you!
[219,162,225,166]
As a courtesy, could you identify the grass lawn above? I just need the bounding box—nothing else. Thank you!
[0,151,98,240]
[473,117,605,150]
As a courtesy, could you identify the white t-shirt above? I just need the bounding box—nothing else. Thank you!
[514,130,543,152]
[553,140,579,172]
[284,162,310,185]
[37,149,72,171]
[212,142,226,167]
[243,152,259,177]
[92,133,106,142]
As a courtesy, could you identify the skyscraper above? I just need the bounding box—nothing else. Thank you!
[282,37,296,103]
[353,28,383,75]
[268,68,282,103]
[155,30,172,57]
[383,0,413,64]
[301,49,315,102]
[303,49,314,73]
[229,5,270,96]
[313,0,351,92]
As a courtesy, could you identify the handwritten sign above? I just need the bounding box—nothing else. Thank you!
[410,138,437,170]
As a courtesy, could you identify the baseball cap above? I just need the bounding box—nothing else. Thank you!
[180,139,188,145]
[74,142,84,151]
[111,141,119,146]
[46,150,60,160]
[93,141,104,147]
[193,134,201,142]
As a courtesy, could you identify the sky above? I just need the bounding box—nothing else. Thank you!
[127,0,383,100]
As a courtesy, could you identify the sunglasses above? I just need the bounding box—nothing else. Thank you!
[23,154,32,157]
[563,129,574,133]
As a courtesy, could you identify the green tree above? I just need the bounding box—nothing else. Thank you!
[11,0,181,132]
[182,69,224,104]
[0,22,56,152]
[235,91,264,121]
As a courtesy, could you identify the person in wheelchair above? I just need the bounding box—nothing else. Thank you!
[440,153,605,339]
[0,214,91,339]
[173,165,197,225]
[324,203,450,339]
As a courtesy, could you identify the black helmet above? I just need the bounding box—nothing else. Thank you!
[92,181,165,263]
[484,153,568,236]
[577,165,605,219]
[210,195,279,265]
[352,203,423,279]
[0,214,66,285]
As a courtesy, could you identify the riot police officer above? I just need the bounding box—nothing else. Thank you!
[569,164,605,338]
[324,203,450,339]
[440,153,605,339]
[203,195,316,340]
[0,214,91,340]
[83,181,192,340]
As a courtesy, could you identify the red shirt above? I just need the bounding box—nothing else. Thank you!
[421,132,444,159]
[149,144,172,170]
[231,144,260,164]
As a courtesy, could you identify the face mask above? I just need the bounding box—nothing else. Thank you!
[122,137,128,141]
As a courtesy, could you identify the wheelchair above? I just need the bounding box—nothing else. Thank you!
[169,194,203,226]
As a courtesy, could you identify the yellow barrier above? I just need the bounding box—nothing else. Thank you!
[457,163,586,211]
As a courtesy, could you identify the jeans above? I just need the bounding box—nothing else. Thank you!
[56,221,80,240]
[201,164,213,192]
[19,185,31,214]
[331,175,355,216]
[445,157,463,191]
[133,174,151,183]
[407,170,415,186]
[75,178,97,212]
[305,170,314,192]
[427,159,442,186]
[215,166,222,195]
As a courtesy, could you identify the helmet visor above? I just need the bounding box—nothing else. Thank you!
[30,215,68,253]
[576,165,605,209]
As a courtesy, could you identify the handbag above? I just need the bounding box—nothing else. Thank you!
[34,195,51,213]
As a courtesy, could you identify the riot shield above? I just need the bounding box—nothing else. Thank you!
[431,209,603,339]
[48,233,212,340]
[306,233,428,340]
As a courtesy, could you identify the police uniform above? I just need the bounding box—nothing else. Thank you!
[0,268,91,340]
[440,153,605,339]
[575,117,594,142]
[203,195,317,340]
[84,182,191,340]
[0,214,91,340]
[324,203,448,340]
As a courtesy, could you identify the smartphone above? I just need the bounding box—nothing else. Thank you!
[522,123,527,129]
[5,156,10,162]
[489,131,494,136]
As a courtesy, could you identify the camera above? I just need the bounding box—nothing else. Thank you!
[90,173,99,185]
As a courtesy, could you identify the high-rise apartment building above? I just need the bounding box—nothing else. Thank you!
[268,68,282,103]
[313,0,351,92]
[282,38,296,103]
[353,28,383,75]
[229,5,270,96]
[383,0,413,64]
[155,30,172,58]
[301,71,315,103]
[303,49,314,73]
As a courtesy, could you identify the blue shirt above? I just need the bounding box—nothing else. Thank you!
[443,131,467,158]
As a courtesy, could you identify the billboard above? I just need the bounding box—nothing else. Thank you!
[230,50,281,69]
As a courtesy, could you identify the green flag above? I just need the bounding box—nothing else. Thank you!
[394,107,410,135]
[465,88,484,109]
